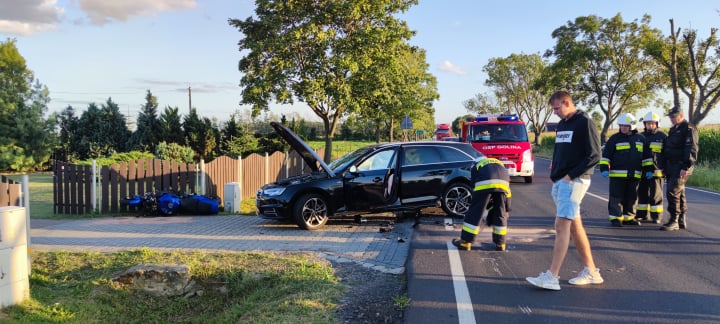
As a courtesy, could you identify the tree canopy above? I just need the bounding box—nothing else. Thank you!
[0,39,57,171]
[229,0,424,162]
[484,53,553,145]
[544,14,663,142]
[644,19,720,125]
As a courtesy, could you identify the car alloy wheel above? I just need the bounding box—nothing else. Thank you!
[442,182,472,217]
[293,193,329,230]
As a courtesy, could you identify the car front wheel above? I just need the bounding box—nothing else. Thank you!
[293,193,329,230]
[442,182,472,217]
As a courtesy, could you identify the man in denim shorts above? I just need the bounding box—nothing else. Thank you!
[526,90,604,291]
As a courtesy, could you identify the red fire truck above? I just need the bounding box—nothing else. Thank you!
[460,114,534,183]
[434,123,453,141]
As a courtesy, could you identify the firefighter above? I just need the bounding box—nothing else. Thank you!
[660,106,699,231]
[452,156,511,251]
[599,113,645,227]
[637,111,667,224]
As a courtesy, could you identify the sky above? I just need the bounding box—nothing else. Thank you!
[1,0,719,129]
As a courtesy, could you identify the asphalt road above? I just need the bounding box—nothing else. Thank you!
[405,158,720,323]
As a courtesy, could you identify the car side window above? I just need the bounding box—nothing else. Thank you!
[357,149,396,171]
[403,146,443,166]
[436,146,473,162]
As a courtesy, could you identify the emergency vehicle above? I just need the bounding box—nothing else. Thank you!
[460,113,534,183]
[434,123,453,141]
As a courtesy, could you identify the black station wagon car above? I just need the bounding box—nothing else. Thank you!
[256,122,483,230]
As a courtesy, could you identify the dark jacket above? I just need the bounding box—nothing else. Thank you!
[469,157,512,215]
[550,110,602,182]
[642,128,667,177]
[662,120,699,173]
[471,157,512,197]
[599,130,645,179]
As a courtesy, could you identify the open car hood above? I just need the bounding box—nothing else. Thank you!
[270,121,335,177]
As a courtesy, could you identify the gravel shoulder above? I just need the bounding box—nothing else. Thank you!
[333,260,406,324]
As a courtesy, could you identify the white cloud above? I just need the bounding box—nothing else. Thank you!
[78,0,198,25]
[438,60,466,75]
[0,0,63,35]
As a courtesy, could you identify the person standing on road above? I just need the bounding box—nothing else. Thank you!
[637,112,667,224]
[598,113,645,227]
[660,106,699,231]
[526,90,604,291]
[451,156,511,252]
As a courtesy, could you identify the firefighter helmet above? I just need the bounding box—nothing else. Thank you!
[642,111,660,123]
[617,113,637,131]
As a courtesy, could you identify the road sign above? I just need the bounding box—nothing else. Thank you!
[401,115,413,130]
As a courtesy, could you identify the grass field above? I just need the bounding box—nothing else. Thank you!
[2,249,345,323]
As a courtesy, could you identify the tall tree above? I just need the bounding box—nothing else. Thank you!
[56,106,80,161]
[351,41,438,142]
[99,98,131,153]
[183,107,216,161]
[0,39,57,171]
[463,93,505,115]
[544,14,663,142]
[159,106,184,145]
[484,53,552,145]
[644,19,720,125]
[229,0,419,162]
[129,90,162,151]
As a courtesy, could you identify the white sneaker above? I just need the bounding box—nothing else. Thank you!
[568,267,604,285]
[526,270,560,291]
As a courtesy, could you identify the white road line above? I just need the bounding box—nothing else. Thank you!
[585,191,608,202]
[446,241,477,324]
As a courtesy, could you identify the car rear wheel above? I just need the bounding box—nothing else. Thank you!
[293,193,329,230]
[442,182,472,217]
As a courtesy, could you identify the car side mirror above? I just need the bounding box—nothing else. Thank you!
[349,165,358,173]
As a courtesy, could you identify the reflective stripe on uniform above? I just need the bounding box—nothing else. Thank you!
[609,170,628,178]
[615,142,630,150]
[462,222,479,235]
[650,205,664,213]
[642,158,654,167]
[599,158,610,166]
[474,179,511,197]
[650,142,663,152]
[637,204,649,211]
[609,215,624,221]
[633,171,641,179]
[492,226,507,235]
[653,170,663,177]
[635,143,643,152]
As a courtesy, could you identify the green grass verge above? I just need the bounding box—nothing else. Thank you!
[2,249,343,323]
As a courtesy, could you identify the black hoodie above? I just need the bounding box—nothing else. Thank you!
[550,110,602,182]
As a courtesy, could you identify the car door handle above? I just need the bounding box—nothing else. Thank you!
[373,177,383,183]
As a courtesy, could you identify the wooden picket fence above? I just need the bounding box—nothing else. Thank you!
[53,150,323,215]
[0,175,22,207]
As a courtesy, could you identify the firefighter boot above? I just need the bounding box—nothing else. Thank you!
[679,214,687,229]
[451,238,472,251]
[650,212,662,224]
[660,214,679,231]
[492,233,507,252]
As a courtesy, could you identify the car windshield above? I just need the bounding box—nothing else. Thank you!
[467,124,528,142]
[327,146,377,172]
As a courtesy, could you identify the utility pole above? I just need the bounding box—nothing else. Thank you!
[188,86,192,112]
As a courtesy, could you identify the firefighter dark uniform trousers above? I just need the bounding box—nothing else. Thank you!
[460,157,511,249]
[662,119,699,229]
[638,128,667,222]
[599,130,645,225]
